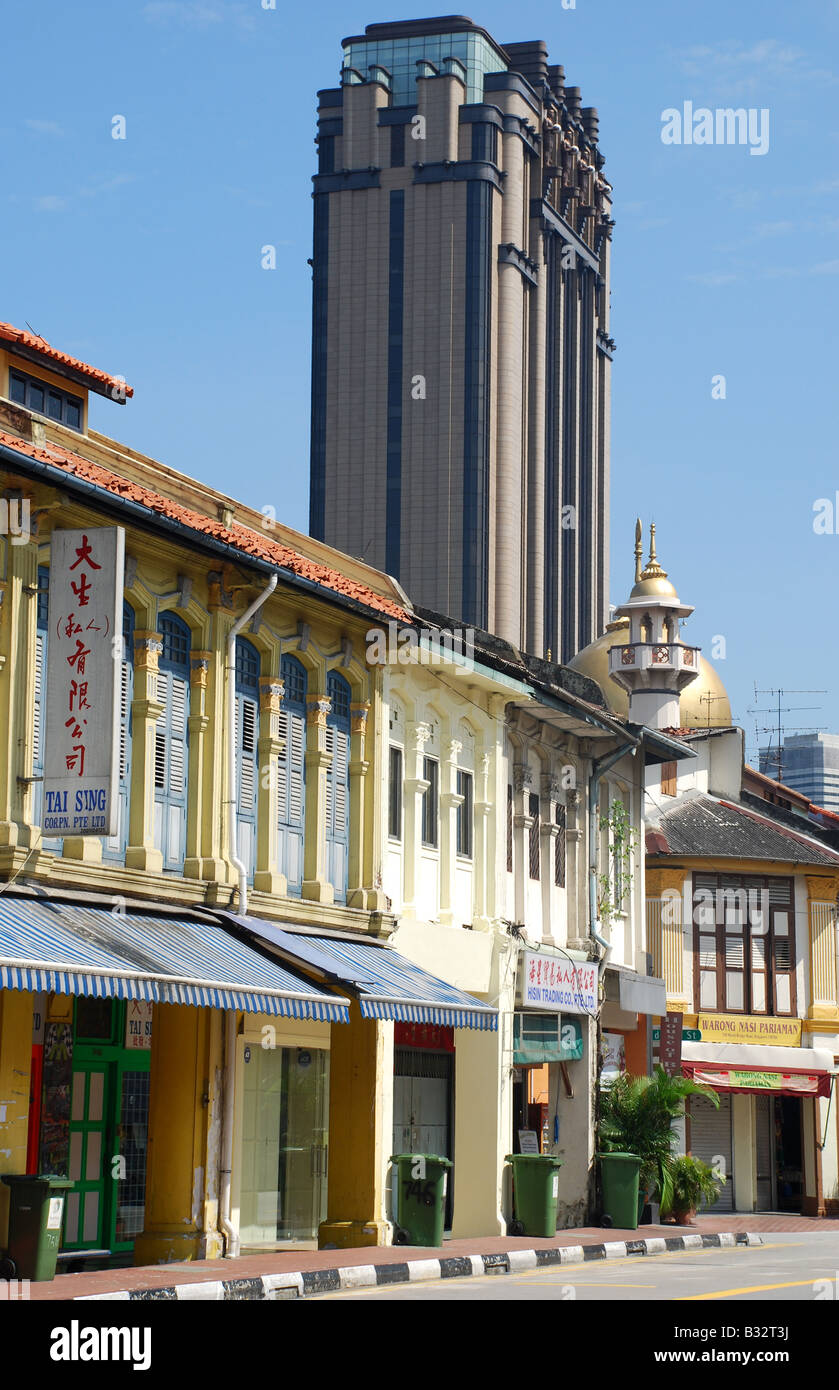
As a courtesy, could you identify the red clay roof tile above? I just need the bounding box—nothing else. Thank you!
[0,321,134,398]
[0,429,407,621]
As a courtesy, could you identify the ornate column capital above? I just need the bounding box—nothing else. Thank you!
[134,631,162,673]
[259,676,284,713]
[190,651,211,689]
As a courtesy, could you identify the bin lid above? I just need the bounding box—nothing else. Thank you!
[390,1153,452,1167]
[597,1152,642,1165]
[1,1174,73,1188]
[505,1154,563,1166]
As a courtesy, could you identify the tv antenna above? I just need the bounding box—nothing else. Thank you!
[748,686,826,783]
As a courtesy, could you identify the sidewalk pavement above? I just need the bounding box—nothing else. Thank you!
[23,1213,839,1301]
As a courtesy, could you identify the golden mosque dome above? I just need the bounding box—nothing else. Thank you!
[568,521,732,728]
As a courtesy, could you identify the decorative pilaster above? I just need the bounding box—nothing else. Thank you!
[805,875,839,1024]
[645,867,689,1008]
[401,720,431,919]
[539,774,561,940]
[302,694,333,904]
[125,631,164,872]
[346,701,374,908]
[438,738,463,927]
[183,652,211,880]
[253,675,286,896]
[472,750,493,932]
[512,761,534,928]
[0,540,39,857]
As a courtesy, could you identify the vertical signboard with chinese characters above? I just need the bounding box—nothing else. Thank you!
[43,527,124,837]
[659,1010,684,1077]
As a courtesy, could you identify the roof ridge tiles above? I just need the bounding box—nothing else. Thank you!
[0,429,408,620]
[0,320,133,398]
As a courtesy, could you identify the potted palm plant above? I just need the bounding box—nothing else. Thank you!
[598,1065,719,1225]
[663,1155,723,1225]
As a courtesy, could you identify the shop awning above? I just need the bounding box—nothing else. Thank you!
[0,897,350,1022]
[681,1041,834,1099]
[219,914,498,1031]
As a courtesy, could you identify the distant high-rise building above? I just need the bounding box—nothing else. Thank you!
[759,733,839,810]
[309,14,614,661]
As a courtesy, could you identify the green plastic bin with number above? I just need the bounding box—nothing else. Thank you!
[506,1154,563,1237]
[390,1153,451,1246]
[598,1152,642,1230]
[0,1175,73,1281]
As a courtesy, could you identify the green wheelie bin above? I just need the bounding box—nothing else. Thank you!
[598,1152,642,1230]
[390,1153,451,1246]
[0,1175,73,1281]
[506,1154,563,1237]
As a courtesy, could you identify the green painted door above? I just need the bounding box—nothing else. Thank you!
[64,1060,111,1249]
[62,999,151,1256]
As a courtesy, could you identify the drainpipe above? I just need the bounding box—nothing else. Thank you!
[219,573,277,1259]
[588,740,638,962]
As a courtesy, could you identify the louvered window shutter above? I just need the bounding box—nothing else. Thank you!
[154,616,190,871]
[325,673,351,902]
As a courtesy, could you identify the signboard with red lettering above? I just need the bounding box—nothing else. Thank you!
[521,951,597,1016]
[43,527,124,837]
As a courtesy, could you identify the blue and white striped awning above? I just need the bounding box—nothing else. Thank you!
[224,915,497,1031]
[0,898,350,1022]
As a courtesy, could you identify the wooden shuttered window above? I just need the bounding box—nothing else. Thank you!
[325,671,350,903]
[554,803,566,888]
[154,614,190,872]
[692,873,796,1016]
[388,746,403,841]
[235,638,260,883]
[660,761,677,796]
[528,792,540,880]
[278,655,306,895]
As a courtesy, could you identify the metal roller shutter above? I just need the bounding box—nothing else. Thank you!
[689,1092,733,1212]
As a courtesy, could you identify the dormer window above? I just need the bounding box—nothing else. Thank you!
[9,367,83,431]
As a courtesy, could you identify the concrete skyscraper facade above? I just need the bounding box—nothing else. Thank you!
[309,15,614,662]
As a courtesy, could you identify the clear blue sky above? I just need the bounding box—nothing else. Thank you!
[4,1,838,762]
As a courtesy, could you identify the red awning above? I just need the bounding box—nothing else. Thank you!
[683,1062,832,1099]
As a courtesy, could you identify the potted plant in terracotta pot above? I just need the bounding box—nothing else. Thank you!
[664,1155,723,1225]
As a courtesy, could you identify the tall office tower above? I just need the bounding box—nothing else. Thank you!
[309,15,614,661]
[760,733,839,811]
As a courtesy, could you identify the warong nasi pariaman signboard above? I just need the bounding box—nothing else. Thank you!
[43,527,125,837]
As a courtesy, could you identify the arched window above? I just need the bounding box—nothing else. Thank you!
[154,613,190,871]
[325,671,351,902]
[235,638,260,883]
[32,566,61,852]
[277,655,307,895]
[103,602,135,861]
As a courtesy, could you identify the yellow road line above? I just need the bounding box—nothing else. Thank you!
[679,1277,828,1301]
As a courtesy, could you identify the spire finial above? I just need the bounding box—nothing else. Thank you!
[634,518,643,583]
[649,521,657,565]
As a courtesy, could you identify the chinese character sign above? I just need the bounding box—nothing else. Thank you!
[521,950,597,1015]
[43,527,124,837]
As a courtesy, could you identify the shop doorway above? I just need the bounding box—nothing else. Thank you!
[393,1045,453,1229]
[239,1044,329,1245]
[774,1095,803,1212]
[37,997,151,1260]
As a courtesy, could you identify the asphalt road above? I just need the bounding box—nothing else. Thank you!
[313,1234,839,1301]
